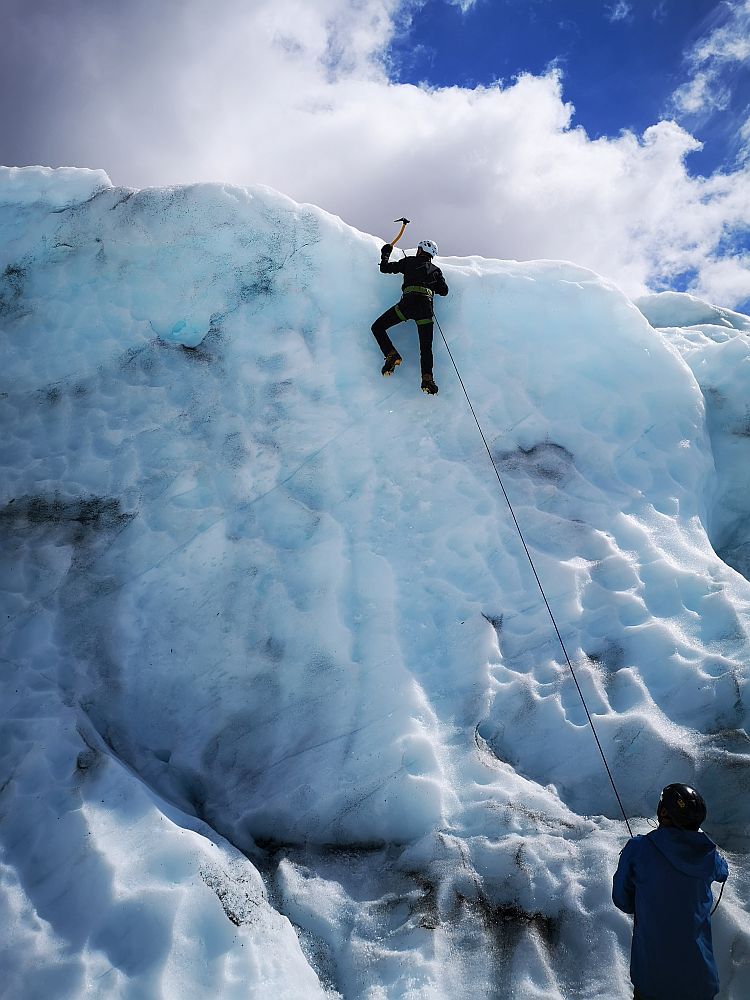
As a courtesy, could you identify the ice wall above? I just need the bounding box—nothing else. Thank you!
[637,291,750,586]
[1,167,749,999]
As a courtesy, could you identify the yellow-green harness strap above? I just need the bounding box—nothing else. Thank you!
[403,285,434,296]
[395,305,432,325]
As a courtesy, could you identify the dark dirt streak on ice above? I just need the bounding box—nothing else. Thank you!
[243,711,399,781]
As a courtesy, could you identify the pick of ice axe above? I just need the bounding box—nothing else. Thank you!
[389,217,410,247]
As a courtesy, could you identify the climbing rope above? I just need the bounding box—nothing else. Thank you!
[433,312,634,838]
[711,880,725,915]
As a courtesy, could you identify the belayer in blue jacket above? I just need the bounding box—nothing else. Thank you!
[613,783,728,1000]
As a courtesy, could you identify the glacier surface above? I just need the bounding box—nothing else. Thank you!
[1,166,749,998]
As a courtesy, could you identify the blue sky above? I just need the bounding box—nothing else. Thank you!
[1,0,749,308]
[388,0,746,177]
[386,0,750,308]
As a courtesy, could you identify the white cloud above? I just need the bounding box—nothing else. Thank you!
[445,0,479,11]
[671,0,750,117]
[740,114,750,159]
[672,72,730,115]
[607,2,632,23]
[2,0,749,309]
[693,255,750,306]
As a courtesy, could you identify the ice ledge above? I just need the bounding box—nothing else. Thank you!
[636,290,750,332]
[0,165,113,209]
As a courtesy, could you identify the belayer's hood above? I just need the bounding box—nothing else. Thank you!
[648,826,728,882]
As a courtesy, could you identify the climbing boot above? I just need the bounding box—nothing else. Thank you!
[421,373,438,395]
[381,351,402,376]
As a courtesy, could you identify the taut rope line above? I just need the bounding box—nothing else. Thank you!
[433,311,633,837]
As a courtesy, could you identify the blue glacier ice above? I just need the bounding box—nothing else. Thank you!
[0,166,748,999]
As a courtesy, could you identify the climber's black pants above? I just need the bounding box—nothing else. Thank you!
[371,302,434,375]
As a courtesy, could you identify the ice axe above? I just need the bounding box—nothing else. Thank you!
[389,217,410,248]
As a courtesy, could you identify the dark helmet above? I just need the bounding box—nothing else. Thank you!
[659,783,707,830]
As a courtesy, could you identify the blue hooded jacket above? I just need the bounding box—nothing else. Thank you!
[613,826,728,1000]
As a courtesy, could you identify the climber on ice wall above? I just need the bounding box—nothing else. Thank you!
[371,218,448,395]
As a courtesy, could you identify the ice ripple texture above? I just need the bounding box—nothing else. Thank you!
[0,167,749,999]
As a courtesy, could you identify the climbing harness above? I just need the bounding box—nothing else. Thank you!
[394,303,433,326]
[432,310,634,838]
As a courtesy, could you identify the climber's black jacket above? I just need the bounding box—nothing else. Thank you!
[379,245,449,323]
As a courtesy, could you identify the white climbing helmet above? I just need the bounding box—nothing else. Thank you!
[418,239,438,257]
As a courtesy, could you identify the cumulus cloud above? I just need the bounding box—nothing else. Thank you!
[693,254,750,306]
[1,0,748,308]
